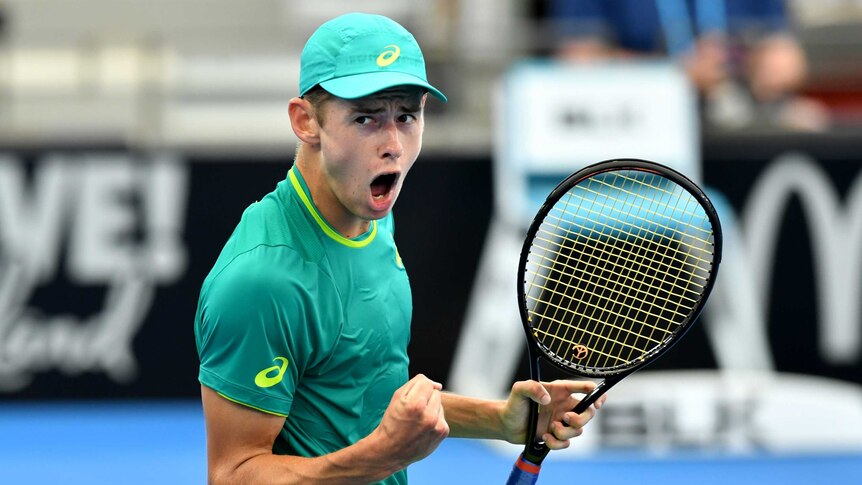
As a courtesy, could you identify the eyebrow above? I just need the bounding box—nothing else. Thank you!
[350,88,425,111]
[349,100,423,114]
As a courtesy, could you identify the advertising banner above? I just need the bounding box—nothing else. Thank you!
[1,139,860,454]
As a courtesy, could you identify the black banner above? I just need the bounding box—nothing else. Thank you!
[0,134,860,399]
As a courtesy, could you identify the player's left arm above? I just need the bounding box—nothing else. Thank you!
[440,380,605,448]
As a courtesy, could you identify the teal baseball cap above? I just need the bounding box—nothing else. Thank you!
[299,13,447,102]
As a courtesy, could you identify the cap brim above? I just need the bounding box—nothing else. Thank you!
[320,72,447,103]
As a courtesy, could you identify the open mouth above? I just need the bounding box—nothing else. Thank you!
[370,173,398,199]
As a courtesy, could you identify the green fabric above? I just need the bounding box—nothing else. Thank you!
[195,165,412,484]
[299,12,446,102]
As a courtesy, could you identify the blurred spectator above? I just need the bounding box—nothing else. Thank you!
[547,0,830,132]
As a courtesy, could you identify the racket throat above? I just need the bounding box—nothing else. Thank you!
[573,378,616,414]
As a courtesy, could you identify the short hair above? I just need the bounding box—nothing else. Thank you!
[301,84,427,128]
[301,85,333,126]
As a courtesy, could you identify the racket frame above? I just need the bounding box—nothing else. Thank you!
[516,158,723,465]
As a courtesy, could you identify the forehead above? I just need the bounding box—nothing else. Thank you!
[339,86,427,109]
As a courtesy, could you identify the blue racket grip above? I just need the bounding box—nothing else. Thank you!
[506,453,541,485]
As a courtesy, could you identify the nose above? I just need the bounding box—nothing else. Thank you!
[379,120,403,160]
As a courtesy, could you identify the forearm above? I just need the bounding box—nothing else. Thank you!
[204,376,449,485]
[212,433,401,485]
[440,392,507,441]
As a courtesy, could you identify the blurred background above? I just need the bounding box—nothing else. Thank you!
[0,0,861,483]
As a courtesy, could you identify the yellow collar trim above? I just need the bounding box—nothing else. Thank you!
[289,168,377,248]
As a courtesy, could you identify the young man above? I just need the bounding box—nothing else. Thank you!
[195,13,604,484]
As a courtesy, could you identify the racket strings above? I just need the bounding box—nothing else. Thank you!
[529,183,708,324]
[589,173,714,241]
[534,175,714,286]
[587,177,704,366]
[524,170,716,371]
[542,204,714,270]
[573,182,686,367]
[529,232,707,305]
[633,193,709,364]
[525,252,692,327]
[613,186,707,366]
[529,241,680,367]
[571,180,705,366]
[547,189,714,266]
[532,174,696,352]
[584,175,683,367]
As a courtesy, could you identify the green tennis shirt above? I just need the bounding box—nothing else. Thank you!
[195,165,412,484]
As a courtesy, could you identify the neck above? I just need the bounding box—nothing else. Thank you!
[294,149,371,239]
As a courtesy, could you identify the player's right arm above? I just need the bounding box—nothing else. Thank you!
[202,374,449,485]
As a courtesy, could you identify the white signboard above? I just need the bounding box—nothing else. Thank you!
[494,61,699,225]
[483,370,862,456]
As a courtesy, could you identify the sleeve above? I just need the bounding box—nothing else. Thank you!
[547,0,610,41]
[194,247,340,417]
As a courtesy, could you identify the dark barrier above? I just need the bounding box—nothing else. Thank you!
[0,134,860,399]
[702,133,862,386]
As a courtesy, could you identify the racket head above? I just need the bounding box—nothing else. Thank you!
[517,158,722,379]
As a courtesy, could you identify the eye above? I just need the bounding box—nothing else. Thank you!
[398,113,417,123]
[354,115,374,126]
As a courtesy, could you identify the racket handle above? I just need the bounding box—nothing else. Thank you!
[506,453,541,485]
[522,396,551,464]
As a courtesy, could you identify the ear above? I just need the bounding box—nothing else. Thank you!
[288,97,320,145]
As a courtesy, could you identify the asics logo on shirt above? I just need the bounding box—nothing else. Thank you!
[376,45,400,67]
[254,356,289,388]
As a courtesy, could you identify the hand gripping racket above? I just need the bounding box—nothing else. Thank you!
[506,159,722,484]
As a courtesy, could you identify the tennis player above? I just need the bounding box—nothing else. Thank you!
[194,13,605,484]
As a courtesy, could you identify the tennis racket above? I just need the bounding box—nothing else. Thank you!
[506,159,722,484]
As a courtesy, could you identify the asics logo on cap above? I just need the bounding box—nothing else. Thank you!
[376,44,401,67]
